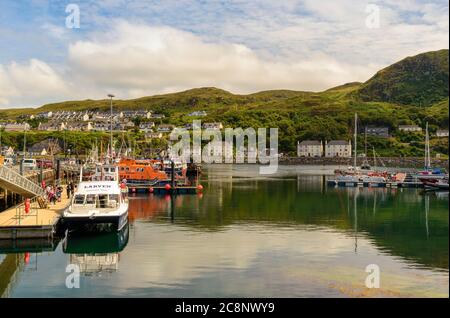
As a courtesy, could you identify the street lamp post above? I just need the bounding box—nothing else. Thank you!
[108,94,115,161]
[23,125,27,158]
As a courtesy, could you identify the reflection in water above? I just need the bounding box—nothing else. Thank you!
[1,165,448,297]
[62,225,129,275]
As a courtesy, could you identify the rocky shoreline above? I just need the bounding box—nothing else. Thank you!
[278,157,449,169]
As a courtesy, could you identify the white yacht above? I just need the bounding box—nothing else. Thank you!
[63,164,129,231]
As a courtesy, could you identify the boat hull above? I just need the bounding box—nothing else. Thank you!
[63,206,129,232]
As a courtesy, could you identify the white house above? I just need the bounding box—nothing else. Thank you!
[188,110,207,117]
[325,140,352,158]
[436,129,449,137]
[202,122,223,130]
[4,123,30,132]
[157,124,175,132]
[184,122,202,130]
[297,140,323,157]
[399,125,422,132]
[139,122,155,133]
[67,122,93,131]
[145,132,163,139]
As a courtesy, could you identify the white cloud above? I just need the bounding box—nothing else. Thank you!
[0,0,448,108]
[0,59,70,108]
[66,21,374,99]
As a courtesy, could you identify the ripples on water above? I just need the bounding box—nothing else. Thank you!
[0,164,448,297]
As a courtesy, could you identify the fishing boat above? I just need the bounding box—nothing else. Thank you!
[161,159,187,178]
[63,163,129,231]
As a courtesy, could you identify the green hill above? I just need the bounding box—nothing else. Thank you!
[0,50,448,156]
[358,49,449,106]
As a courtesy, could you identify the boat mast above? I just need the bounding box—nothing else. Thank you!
[108,94,115,162]
[373,146,376,168]
[425,122,431,170]
[364,127,367,157]
[354,113,357,171]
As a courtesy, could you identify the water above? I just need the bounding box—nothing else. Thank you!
[0,165,448,297]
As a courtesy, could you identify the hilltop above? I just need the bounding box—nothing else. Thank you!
[358,49,449,106]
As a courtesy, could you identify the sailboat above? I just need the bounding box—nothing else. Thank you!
[336,113,387,186]
[416,122,448,188]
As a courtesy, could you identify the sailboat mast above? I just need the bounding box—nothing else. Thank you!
[364,127,367,156]
[425,122,431,170]
[373,146,376,168]
[354,113,357,171]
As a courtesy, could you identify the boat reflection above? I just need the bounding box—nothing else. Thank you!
[62,225,129,275]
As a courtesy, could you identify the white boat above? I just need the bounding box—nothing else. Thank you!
[63,164,129,231]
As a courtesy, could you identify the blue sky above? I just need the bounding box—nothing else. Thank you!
[0,0,448,108]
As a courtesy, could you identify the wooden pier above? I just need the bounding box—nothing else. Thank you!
[0,190,70,240]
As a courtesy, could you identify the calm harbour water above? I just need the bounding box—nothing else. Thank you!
[0,165,448,297]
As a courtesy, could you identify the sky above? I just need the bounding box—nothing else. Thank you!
[0,0,448,108]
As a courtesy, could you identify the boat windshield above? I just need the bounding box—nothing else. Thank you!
[72,194,120,208]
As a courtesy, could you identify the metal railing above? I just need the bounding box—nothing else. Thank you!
[0,165,46,197]
[14,196,40,226]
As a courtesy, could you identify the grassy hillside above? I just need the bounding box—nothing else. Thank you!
[0,50,448,156]
[358,49,449,106]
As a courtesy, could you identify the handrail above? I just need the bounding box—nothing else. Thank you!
[0,165,45,197]
[14,196,40,226]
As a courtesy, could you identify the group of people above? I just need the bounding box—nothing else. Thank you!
[45,184,63,205]
[41,180,76,205]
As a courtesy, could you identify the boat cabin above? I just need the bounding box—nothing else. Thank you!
[69,181,123,214]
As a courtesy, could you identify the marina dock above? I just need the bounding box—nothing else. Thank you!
[0,191,70,240]
[326,180,424,188]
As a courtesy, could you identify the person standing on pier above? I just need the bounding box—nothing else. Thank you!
[66,182,72,199]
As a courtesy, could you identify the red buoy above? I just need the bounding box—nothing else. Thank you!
[24,252,30,264]
[149,187,154,193]
[197,184,203,192]
[165,184,172,191]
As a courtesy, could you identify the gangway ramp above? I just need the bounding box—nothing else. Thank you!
[0,165,45,198]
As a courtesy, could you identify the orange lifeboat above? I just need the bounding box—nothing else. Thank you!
[118,158,168,186]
